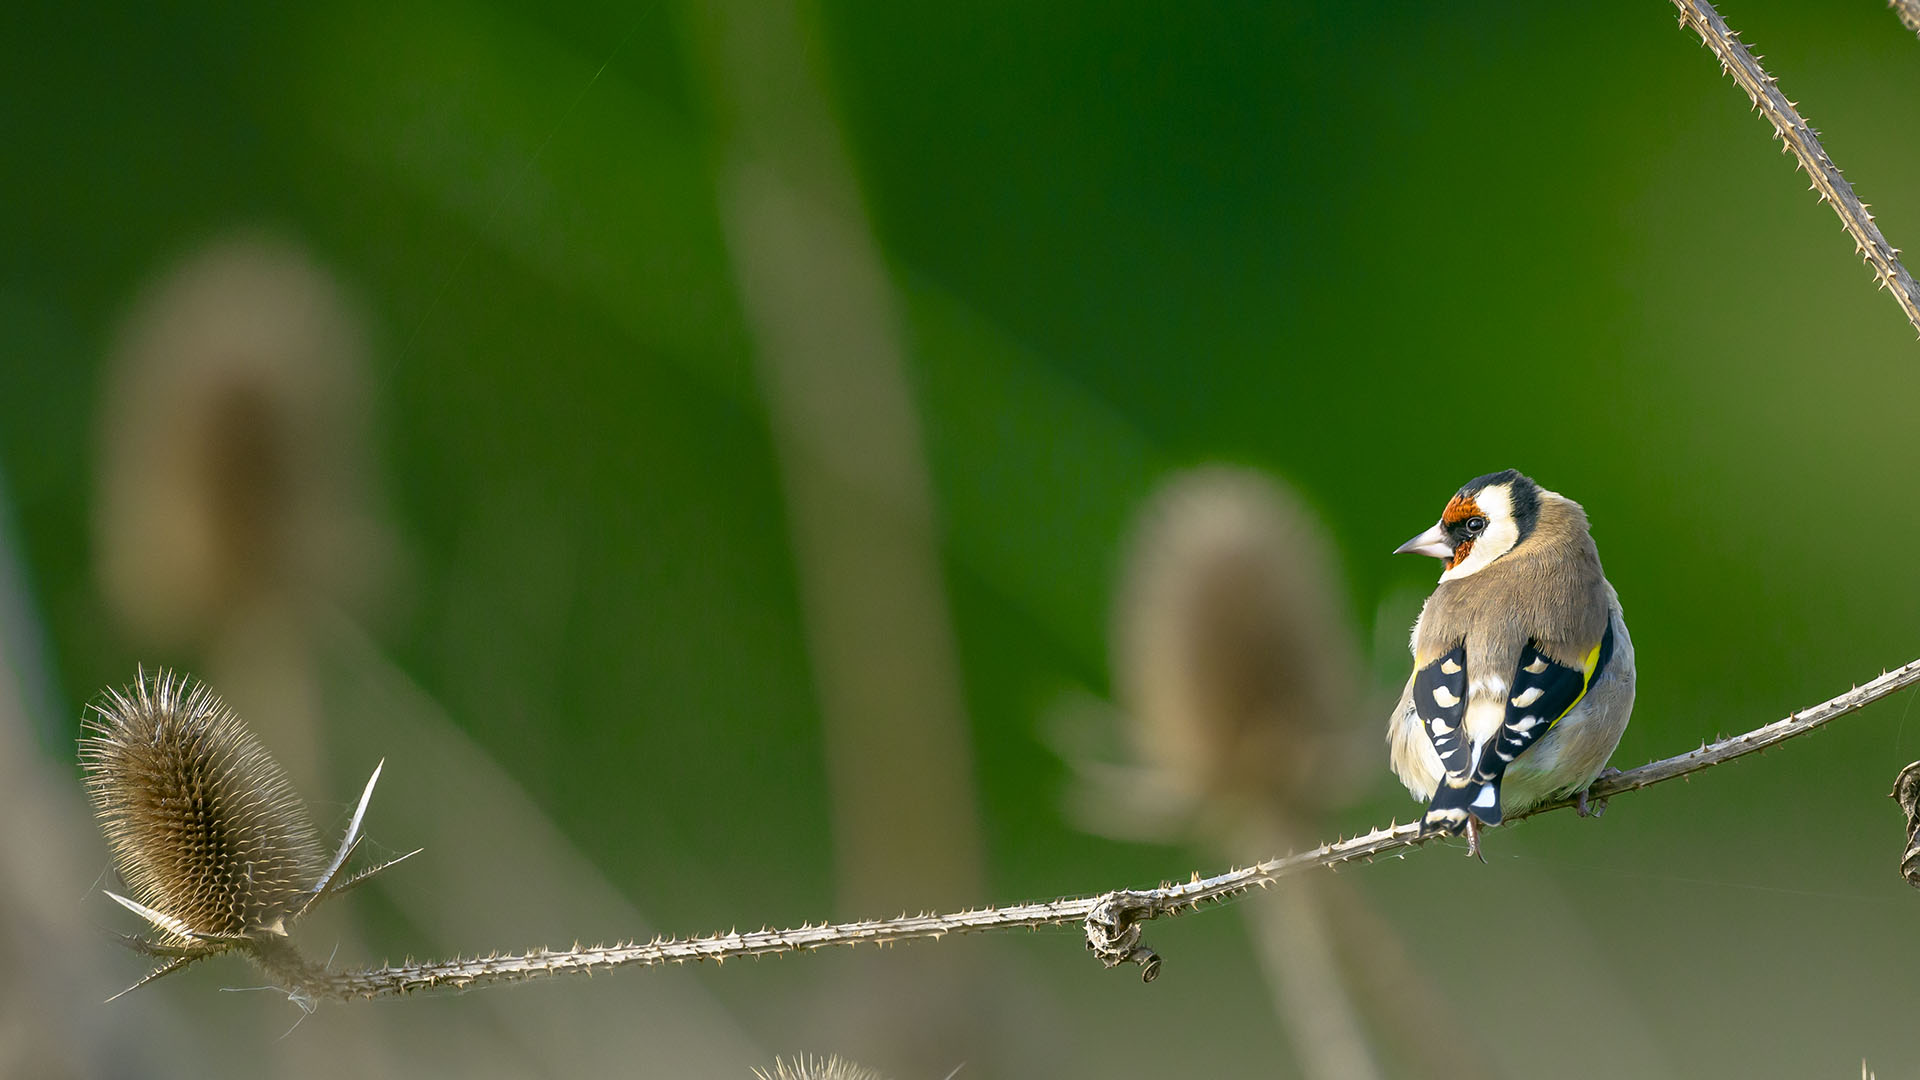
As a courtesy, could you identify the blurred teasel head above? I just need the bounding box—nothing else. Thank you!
[80,669,325,941]
[1113,466,1366,825]
[94,233,390,650]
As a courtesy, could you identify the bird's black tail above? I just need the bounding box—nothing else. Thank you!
[1422,775,1503,835]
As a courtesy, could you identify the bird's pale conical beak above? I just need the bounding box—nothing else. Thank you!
[1394,522,1455,559]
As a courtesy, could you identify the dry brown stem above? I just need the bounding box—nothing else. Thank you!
[271,655,1920,999]
[1672,0,1920,336]
[1890,761,1920,888]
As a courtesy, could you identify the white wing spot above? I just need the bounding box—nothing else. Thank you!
[1511,686,1545,708]
[1509,715,1541,732]
[1441,658,1462,675]
[1429,718,1455,736]
[1472,786,1498,808]
[1432,686,1460,708]
[1524,657,1550,674]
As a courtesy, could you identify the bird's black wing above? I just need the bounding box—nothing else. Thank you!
[1413,644,1471,781]
[1472,623,1617,785]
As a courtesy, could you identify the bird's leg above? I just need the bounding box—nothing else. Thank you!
[1464,817,1486,862]
[1577,767,1623,818]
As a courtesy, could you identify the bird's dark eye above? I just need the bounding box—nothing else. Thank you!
[1466,515,1488,535]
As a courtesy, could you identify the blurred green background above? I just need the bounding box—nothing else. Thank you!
[4,1,1919,1077]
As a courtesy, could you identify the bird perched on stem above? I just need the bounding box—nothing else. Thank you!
[1387,470,1635,858]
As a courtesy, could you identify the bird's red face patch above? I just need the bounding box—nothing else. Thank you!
[1439,494,1482,570]
[1440,493,1482,526]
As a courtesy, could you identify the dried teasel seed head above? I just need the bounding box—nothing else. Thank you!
[751,1055,892,1080]
[80,669,324,941]
[1114,466,1364,821]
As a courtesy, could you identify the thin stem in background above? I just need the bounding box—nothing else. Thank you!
[1672,0,1920,336]
[286,655,1920,1000]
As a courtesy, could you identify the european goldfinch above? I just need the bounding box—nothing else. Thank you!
[1387,470,1635,856]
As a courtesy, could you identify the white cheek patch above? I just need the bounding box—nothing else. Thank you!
[1438,484,1519,582]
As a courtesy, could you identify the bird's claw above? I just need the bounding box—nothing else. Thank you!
[1577,767,1623,818]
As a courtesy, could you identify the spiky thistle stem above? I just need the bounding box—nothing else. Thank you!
[217,654,1920,999]
[1670,0,1920,337]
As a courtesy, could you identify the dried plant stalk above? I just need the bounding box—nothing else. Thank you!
[1107,466,1380,1076]
[216,655,1919,1000]
[1671,0,1920,336]
[90,658,1920,1004]
[1891,761,1920,888]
